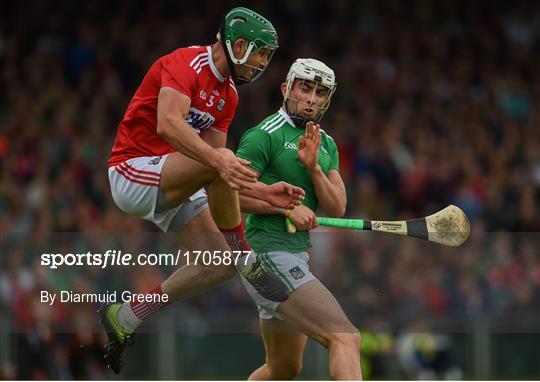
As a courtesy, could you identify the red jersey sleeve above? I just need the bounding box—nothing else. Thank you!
[160,52,197,99]
[211,106,235,133]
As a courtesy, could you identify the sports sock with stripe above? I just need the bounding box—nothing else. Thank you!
[219,222,260,278]
[118,284,170,330]
[219,222,251,255]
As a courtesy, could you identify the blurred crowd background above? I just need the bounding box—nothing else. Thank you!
[1,0,539,379]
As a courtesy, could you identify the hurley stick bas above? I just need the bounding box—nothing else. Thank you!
[285,204,470,247]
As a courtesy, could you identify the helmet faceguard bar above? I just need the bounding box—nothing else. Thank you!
[284,78,336,127]
[218,7,278,86]
[283,58,337,127]
[234,45,276,84]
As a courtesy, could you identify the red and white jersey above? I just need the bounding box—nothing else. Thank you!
[108,45,239,167]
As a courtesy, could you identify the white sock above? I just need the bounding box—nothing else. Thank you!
[117,302,142,331]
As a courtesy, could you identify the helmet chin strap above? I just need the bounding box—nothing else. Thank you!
[290,115,311,128]
[284,102,312,129]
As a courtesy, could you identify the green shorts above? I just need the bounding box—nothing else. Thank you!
[240,250,315,320]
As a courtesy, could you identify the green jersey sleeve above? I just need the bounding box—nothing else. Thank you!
[328,136,340,172]
[236,127,273,174]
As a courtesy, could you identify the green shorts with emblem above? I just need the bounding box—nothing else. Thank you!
[240,250,316,320]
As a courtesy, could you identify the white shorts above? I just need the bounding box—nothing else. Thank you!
[108,155,208,233]
[240,250,316,320]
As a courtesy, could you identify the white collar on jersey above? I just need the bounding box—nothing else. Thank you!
[207,46,225,82]
[278,107,295,127]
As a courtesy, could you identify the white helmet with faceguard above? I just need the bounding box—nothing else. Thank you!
[283,58,337,127]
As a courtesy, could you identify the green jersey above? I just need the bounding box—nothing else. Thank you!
[236,109,340,253]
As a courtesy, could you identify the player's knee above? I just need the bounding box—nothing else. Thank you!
[268,360,302,379]
[325,329,361,351]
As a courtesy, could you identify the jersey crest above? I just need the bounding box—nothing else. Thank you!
[289,266,305,280]
[217,98,226,111]
[320,143,329,155]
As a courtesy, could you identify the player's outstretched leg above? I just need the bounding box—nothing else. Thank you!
[278,280,363,380]
[162,210,238,299]
[98,209,233,373]
[248,318,307,380]
[100,150,293,372]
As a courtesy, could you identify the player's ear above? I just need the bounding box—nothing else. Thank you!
[232,38,247,59]
[280,82,287,97]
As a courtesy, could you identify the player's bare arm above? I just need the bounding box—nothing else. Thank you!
[239,184,305,212]
[299,121,346,217]
[240,193,316,229]
[241,181,304,210]
[201,128,228,148]
[202,129,304,208]
[239,194,314,229]
[157,87,257,190]
[239,194,280,214]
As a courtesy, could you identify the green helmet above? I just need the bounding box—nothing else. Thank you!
[218,7,278,85]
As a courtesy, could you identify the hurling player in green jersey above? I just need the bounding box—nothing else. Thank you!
[236,59,362,380]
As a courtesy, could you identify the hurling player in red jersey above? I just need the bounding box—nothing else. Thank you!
[99,7,305,373]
